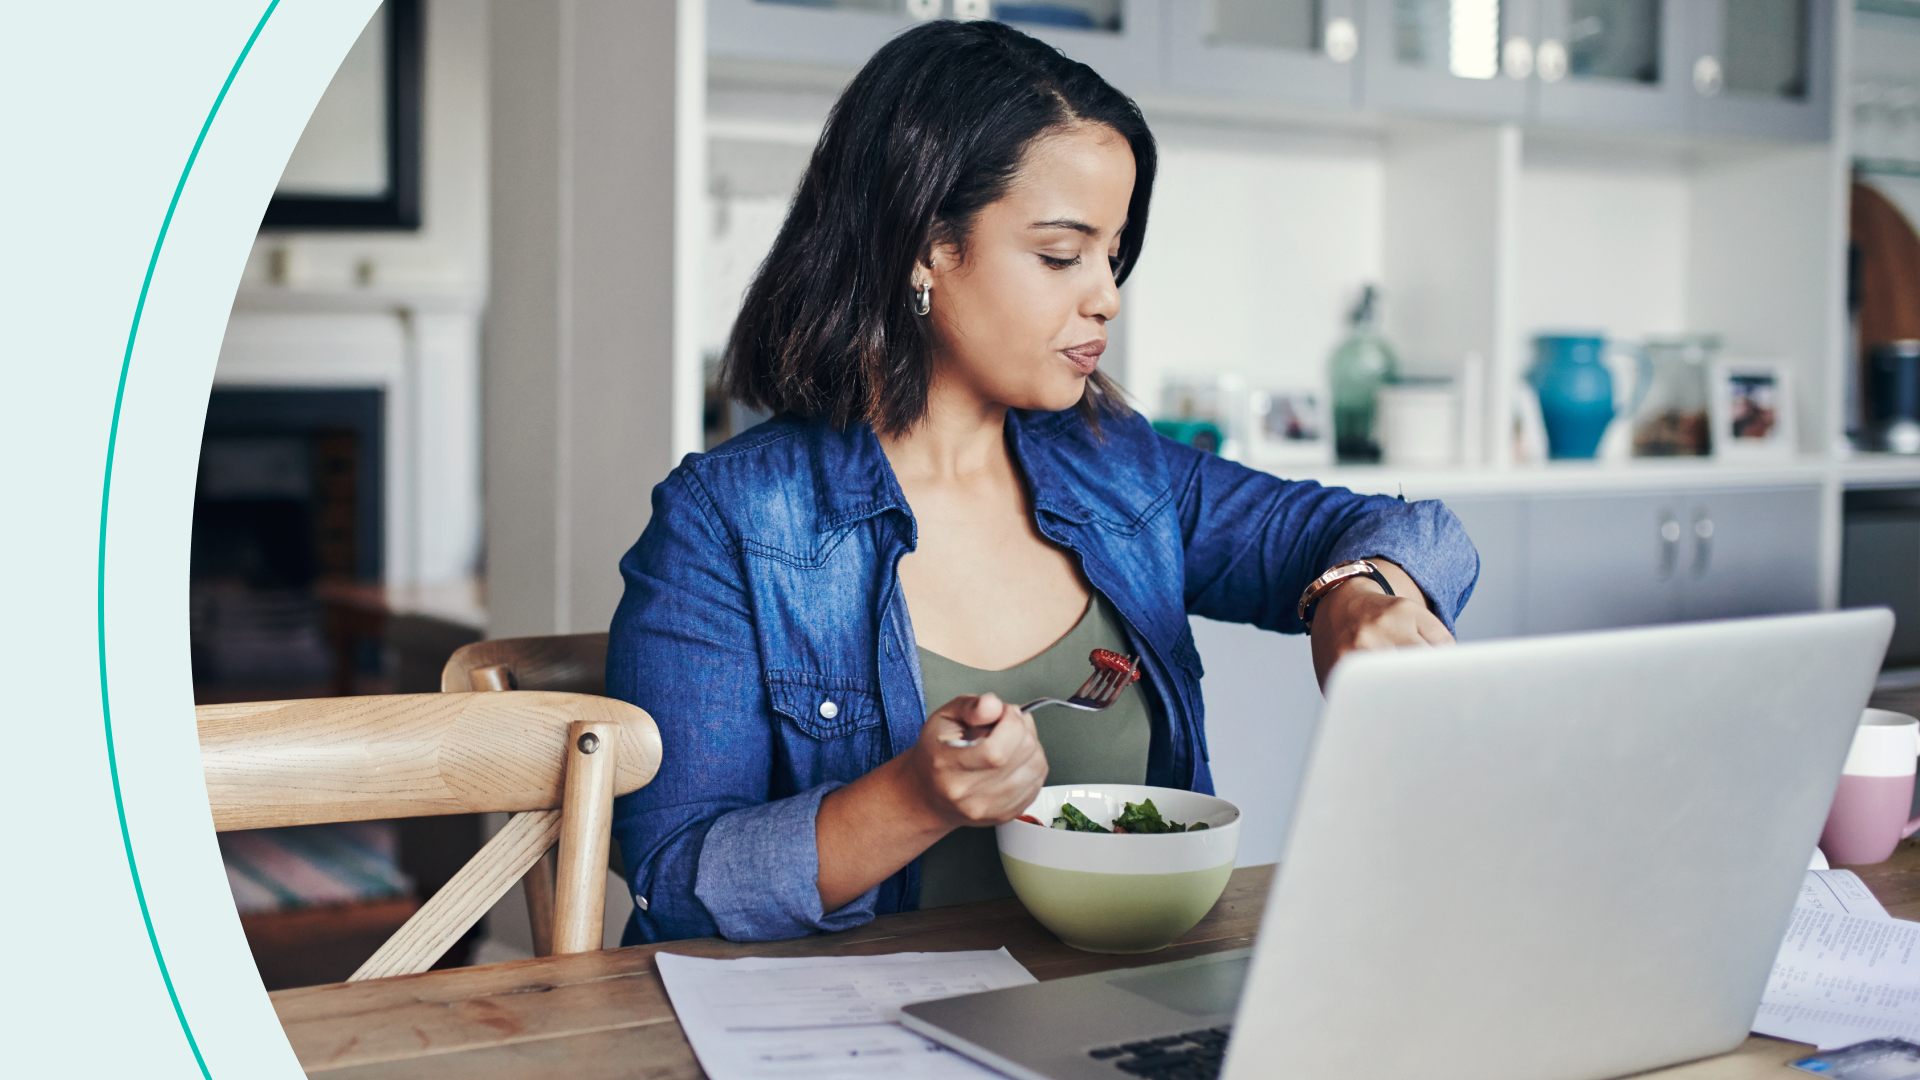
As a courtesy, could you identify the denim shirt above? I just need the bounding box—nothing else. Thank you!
[607,407,1478,945]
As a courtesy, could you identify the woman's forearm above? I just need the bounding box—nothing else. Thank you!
[815,755,952,912]
[815,695,1049,913]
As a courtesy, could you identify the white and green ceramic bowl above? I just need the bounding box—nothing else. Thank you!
[995,784,1241,954]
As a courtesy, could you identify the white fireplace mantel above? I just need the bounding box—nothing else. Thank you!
[215,286,484,603]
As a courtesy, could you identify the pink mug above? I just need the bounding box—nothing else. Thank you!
[1821,708,1920,865]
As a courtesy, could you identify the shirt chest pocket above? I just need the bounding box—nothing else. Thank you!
[766,670,882,741]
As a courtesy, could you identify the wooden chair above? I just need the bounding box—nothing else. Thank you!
[200,690,660,981]
[443,632,608,696]
[440,632,614,956]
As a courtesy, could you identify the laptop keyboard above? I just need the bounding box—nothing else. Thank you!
[1087,1025,1231,1079]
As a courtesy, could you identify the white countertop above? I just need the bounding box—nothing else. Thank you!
[1260,453,1920,500]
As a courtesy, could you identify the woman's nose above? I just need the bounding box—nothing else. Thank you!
[1087,265,1121,321]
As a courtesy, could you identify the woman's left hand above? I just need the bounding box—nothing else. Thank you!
[1308,558,1454,688]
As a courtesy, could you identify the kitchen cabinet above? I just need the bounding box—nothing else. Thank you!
[1529,0,1689,132]
[708,0,1165,96]
[1685,0,1833,141]
[1520,485,1821,634]
[1012,0,1165,96]
[1430,485,1823,640]
[710,0,1836,143]
[1524,490,1683,633]
[708,0,921,71]
[1676,486,1823,621]
[1360,0,1536,120]
[1164,0,1362,108]
[1445,495,1528,640]
[1842,488,1920,667]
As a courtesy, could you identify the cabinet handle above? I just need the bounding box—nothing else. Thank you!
[907,0,939,21]
[1502,37,1534,80]
[1692,511,1714,578]
[1536,39,1568,83]
[1324,17,1358,63]
[1659,512,1682,578]
[1694,55,1723,97]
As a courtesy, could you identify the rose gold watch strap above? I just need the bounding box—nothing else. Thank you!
[1298,560,1395,626]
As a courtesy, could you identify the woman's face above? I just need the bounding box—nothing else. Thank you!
[923,122,1134,416]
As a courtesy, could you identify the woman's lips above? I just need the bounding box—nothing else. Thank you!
[1062,339,1106,375]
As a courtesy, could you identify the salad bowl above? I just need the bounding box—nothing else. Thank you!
[995,784,1241,954]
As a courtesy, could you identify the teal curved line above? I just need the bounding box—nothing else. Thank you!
[98,2,282,1076]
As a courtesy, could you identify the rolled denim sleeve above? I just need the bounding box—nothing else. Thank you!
[1164,438,1479,633]
[696,782,881,939]
[609,468,876,943]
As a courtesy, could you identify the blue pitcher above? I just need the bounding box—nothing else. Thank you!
[1529,334,1654,460]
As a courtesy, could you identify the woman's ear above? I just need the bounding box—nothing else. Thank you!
[923,240,961,284]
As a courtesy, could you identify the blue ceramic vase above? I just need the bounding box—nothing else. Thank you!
[1529,334,1652,460]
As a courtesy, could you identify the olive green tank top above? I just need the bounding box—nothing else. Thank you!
[914,593,1152,909]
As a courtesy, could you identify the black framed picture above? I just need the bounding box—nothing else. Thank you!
[261,0,422,231]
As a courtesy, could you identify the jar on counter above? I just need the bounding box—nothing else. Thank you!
[1870,340,1920,454]
[1632,335,1719,457]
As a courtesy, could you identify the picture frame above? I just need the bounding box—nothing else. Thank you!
[1710,360,1796,460]
[260,0,422,231]
[1156,375,1241,457]
[1245,387,1334,468]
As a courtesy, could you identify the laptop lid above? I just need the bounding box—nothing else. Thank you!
[1221,609,1891,1080]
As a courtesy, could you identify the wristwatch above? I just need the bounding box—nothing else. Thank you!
[1297,559,1395,628]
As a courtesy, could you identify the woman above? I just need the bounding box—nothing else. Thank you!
[608,20,1477,944]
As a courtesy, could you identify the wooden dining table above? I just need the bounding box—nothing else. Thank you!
[274,839,1920,1079]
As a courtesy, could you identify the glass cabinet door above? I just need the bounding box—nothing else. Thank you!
[1166,0,1362,106]
[709,0,1161,94]
[1362,0,1535,118]
[1532,0,1687,129]
[1001,0,1164,96]
[710,0,923,69]
[1686,0,1832,140]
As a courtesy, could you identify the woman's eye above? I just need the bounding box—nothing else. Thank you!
[1039,253,1081,269]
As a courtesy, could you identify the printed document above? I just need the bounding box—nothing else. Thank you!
[1754,870,1920,1048]
[656,949,1035,1079]
[1798,868,1892,920]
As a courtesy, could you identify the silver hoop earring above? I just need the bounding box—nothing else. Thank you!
[914,281,932,317]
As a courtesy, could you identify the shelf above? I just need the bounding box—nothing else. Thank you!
[1249,453,1920,499]
[240,897,420,990]
[1858,0,1920,20]
[230,284,482,315]
[1261,457,1833,499]
[1856,157,1920,179]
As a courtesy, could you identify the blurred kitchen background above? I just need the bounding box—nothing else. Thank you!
[197,0,1920,986]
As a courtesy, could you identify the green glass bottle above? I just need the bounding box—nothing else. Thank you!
[1330,285,1399,464]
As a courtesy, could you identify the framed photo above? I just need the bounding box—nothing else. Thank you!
[260,0,422,231]
[1711,360,1796,460]
[1246,388,1333,467]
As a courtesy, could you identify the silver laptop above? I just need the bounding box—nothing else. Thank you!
[900,609,1893,1080]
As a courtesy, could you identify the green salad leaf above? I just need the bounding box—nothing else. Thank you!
[1051,803,1110,832]
[1048,798,1212,834]
[1113,798,1209,834]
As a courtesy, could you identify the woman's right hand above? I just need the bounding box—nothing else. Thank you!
[905,693,1050,828]
[815,693,1048,912]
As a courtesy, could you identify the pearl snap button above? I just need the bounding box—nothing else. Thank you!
[819,700,839,720]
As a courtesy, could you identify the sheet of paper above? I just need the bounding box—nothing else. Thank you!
[656,949,1036,1080]
[1754,872,1920,1049]
[1802,870,1892,921]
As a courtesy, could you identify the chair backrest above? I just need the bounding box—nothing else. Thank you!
[437,632,623,959]
[200,690,657,830]
[442,632,608,694]
[200,690,660,981]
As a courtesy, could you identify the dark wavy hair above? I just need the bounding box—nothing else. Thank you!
[721,19,1156,436]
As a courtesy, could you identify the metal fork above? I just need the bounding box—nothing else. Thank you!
[941,652,1141,748]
